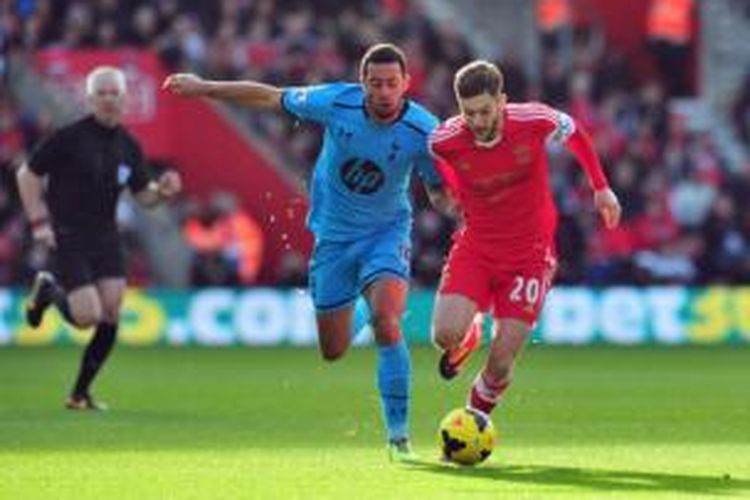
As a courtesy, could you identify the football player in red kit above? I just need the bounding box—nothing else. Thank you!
[429,60,621,417]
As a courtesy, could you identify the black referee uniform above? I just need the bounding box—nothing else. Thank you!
[24,114,154,409]
[29,114,150,288]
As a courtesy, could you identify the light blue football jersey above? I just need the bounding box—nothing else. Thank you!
[281,83,442,241]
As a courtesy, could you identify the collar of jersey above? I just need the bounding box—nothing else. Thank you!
[474,134,502,148]
[87,114,120,135]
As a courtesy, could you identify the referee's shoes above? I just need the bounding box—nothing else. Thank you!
[25,271,56,328]
[65,394,109,411]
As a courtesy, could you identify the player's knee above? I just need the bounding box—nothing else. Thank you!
[370,312,399,333]
[370,312,402,344]
[72,309,102,329]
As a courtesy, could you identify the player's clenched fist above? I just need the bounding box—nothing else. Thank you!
[594,188,621,229]
[162,73,207,97]
[157,170,182,199]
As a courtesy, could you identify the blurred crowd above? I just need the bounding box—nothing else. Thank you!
[544,15,750,286]
[1,0,749,287]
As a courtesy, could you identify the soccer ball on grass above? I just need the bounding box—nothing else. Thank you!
[438,407,496,466]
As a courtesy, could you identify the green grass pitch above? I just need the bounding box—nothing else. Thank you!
[1,345,748,499]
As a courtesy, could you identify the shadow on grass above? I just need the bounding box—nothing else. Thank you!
[406,460,749,496]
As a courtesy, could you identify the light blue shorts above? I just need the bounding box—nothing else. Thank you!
[309,227,411,311]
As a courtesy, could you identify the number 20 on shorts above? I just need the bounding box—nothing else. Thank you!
[509,276,543,305]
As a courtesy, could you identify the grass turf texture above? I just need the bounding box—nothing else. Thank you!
[1,345,748,499]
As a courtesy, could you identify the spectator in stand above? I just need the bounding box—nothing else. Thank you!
[213,191,264,286]
[536,0,572,53]
[183,192,263,286]
[184,198,230,286]
[646,0,695,96]
[698,192,750,283]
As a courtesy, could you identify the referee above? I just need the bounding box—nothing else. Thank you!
[16,66,182,410]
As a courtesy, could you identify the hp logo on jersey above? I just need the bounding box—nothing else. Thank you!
[340,158,385,195]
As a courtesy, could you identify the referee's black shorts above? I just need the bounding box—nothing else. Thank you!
[53,230,126,291]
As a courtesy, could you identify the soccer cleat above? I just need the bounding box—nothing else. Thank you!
[25,271,56,328]
[439,316,483,380]
[388,437,419,463]
[65,395,108,411]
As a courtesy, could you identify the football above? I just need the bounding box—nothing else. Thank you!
[438,407,496,466]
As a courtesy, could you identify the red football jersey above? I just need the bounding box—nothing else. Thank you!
[429,102,576,254]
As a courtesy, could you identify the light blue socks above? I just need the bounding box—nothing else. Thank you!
[377,338,411,441]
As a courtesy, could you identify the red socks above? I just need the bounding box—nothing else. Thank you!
[468,370,510,415]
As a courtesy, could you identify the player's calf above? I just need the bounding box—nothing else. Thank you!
[431,304,475,351]
[467,320,528,412]
[436,315,483,381]
[317,328,349,361]
[316,308,354,361]
[65,287,105,329]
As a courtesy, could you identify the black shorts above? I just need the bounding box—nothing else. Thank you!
[53,230,126,291]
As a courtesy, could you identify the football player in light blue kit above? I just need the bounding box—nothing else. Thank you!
[164,44,449,460]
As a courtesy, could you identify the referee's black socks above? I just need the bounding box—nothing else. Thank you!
[71,322,118,398]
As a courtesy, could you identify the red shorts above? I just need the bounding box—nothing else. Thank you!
[438,238,558,325]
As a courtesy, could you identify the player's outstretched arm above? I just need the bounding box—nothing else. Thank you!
[562,124,621,229]
[162,73,283,111]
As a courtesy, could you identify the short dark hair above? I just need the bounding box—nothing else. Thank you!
[359,43,407,78]
[454,60,504,99]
